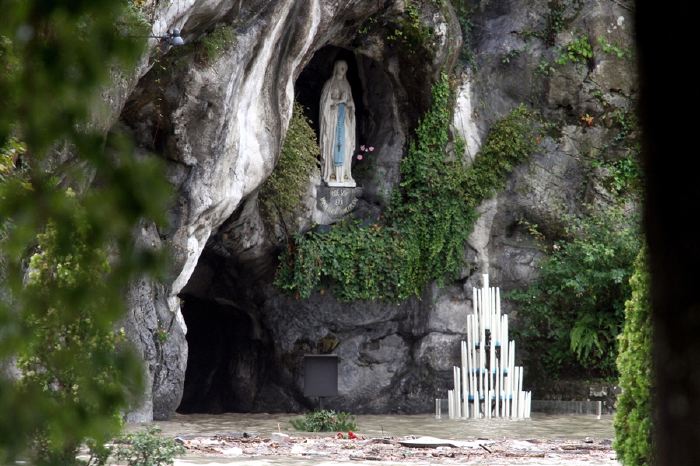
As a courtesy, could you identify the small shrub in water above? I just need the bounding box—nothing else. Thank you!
[114,427,185,466]
[290,410,357,432]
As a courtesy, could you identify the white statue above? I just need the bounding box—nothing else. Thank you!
[320,60,356,187]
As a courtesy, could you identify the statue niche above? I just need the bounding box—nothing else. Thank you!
[320,60,356,187]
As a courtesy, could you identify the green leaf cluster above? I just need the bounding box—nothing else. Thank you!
[590,108,642,197]
[275,75,538,302]
[593,154,642,197]
[509,208,640,377]
[614,249,653,466]
[555,34,593,65]
[597,36,629,60]
[386,2,433,55]
[0,137,25,178]
[0,0,171,462]
[114,427,186,466]
[544,0,567,46]
[451,0,475,66]
[290,410,357,432]
[18,209,140,465]
[259,102,319,222]
[197,23,236,65]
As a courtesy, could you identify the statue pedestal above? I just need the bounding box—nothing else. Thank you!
[314,185,362,225]
[326,180,357,188]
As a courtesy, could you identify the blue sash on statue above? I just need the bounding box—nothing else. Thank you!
[334,103,346,167]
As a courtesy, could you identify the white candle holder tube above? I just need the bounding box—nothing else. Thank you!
[480,346,486,395]
[513,367,522,418]
[444,275,531,422]
[477,289,483,333]
[496,287,501,318]
[448,390,454,419]
[509,341,515,376]
[495,361,501,417]
[525,391,532,418]
[490,288,496,330]
[435,398,441,419]
[454,367,461,418]
[468,347,474,402]
[485,287,491,330]
[480,310,486,348]
[489,338,496,390]
[509,341,515,409]
[505,381,510,418]
[461,343,468,418]
[518,366,523,394]
[501,374,507,417]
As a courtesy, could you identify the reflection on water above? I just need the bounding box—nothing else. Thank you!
[152,412,613,441]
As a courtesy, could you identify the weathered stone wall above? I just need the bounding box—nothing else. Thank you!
[109,0,636,419]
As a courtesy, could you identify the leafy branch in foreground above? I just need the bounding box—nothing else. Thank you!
[1,0,171,463]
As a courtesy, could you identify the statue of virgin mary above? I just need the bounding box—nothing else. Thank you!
[319,60,356,187]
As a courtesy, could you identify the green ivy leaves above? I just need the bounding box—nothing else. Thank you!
[614,250,652,465]
[275,75,538,302]
[259,102,319,222]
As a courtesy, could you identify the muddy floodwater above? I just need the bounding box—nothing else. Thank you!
[154,412,613,440]
[145,413,618,465]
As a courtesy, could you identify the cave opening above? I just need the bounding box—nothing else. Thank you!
[177,295,267,413]
[176,248,289,414]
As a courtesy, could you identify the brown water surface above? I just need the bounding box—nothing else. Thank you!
[151,412,613,440]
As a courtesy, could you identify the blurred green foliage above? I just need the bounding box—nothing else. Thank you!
[614,249,653,465]
[0,0,171,463]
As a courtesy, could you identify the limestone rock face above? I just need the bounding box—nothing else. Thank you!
[111,0,636,419]
[455,0,637,291]
[117,0,459,419]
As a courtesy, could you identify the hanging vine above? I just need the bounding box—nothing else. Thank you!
[275,74,540,302]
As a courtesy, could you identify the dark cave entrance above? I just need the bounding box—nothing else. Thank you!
[177,296,267,413]
[176,249,279,414]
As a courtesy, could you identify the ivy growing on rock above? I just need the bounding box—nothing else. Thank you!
[259,102,319,225]
[356,0,435,58]
[385,1,434,55]
[197,23,236,65]
[275,75,539,302]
